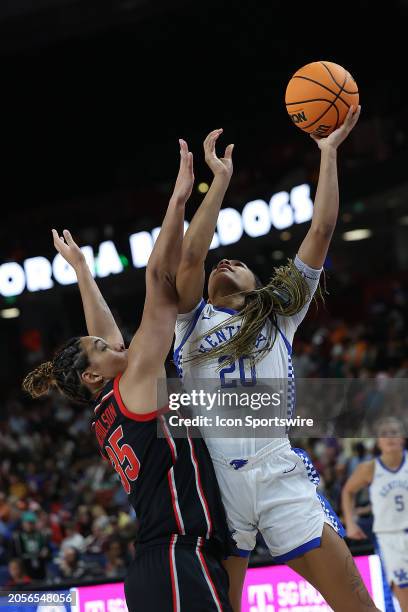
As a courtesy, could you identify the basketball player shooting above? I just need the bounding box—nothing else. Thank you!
[172,107,382,612]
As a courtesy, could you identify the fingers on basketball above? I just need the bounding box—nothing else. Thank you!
[285,61,359,137]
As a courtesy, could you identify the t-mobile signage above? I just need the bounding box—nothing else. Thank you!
[69,555,385,612]
[241,555,385,612]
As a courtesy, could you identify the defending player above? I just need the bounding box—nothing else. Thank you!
[23,139,234,612]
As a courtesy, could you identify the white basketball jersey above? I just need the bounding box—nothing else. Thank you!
[370,452,408,533]
[174,256,321,460]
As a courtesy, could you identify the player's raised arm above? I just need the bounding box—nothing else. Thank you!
[118,139,194,411]
[52,229,125,348]
[145,139,194,286]
[176,129,234,313]
[341,459,374,540]
[297,105,361,269]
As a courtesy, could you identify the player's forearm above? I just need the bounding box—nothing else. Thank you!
[181,175,230,265]
[76,262,123,343]
[147,196,186,283]
[311,147,339,236]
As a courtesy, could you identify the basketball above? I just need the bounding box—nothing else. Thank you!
[285,61,359,137]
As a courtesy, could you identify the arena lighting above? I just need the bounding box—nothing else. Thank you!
[217,208,244,245]
[342,229,372,241]
[271,250,284,260]
[198,182,209,194]
[0,307,20,319]
[0,184,313,297]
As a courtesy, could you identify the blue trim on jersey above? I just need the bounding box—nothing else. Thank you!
[212,305,238,315]
[317,492,346,537]
[293,447,320,486]
[276,326,295,423]
[293,447,345,536]
[277,326,292,356]
[399,583,408,588]
[375,537,397,611]
[173,299,206,377]
[235,547,251,558]
[378,451,406,474]
[273,537,321,562]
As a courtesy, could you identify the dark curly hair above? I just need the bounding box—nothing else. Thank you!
[22,337,92,404]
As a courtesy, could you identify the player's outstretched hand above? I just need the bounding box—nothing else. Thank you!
[171,139,194,205]
[52,229,86,270]
[311,105,361,150]
[346,521,367,541]
[204,129,234,180]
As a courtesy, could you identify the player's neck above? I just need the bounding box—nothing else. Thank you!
[91,378,110,400]
[380,450,405,470]
[210,292,245,312]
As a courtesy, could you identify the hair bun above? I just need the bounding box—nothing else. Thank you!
[22,361,56,398]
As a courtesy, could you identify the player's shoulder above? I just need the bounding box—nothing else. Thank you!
[359,458,375,481]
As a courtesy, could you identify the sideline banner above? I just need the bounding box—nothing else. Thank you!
[68,554,385,612]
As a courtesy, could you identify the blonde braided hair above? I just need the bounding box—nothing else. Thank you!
[188,259,322,370]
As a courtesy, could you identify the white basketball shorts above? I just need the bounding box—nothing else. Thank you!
[376,530,408,589]
[210,440,344,562]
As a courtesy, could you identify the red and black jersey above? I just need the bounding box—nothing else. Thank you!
[91,374,231,559]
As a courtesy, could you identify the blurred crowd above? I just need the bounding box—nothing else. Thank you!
[0,391,137,587]
[0,279,407,587]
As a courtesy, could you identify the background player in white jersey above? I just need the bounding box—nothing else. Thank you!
[173,107,379,612]
[343,417,408,612]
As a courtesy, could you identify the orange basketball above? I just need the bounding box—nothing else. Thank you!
[285,61,359,137]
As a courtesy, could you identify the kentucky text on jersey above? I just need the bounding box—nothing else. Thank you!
[379,480,408,497]
[198,327,267,353]
[370,451,408,533]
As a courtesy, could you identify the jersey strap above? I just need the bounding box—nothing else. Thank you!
[174,298,206,377]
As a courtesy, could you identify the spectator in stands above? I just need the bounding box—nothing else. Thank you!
[84,516,111,556]
[76,506,93,538]
[346,441,373,477]
[7,473,28,501]
[6,558,32,587]
[104,539,127,579]
[0,493,11,524]
[10,512,50,581]
[53,547,87,582]
[60,521,85,554]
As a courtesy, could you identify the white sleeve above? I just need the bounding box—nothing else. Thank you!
[276,255,322,345]
[174,298,206,353]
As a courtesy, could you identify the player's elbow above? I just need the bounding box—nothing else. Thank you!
[180,246,205,269]
[310,222,336,242]
[341,485,353,502]
[146,265,177,292]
